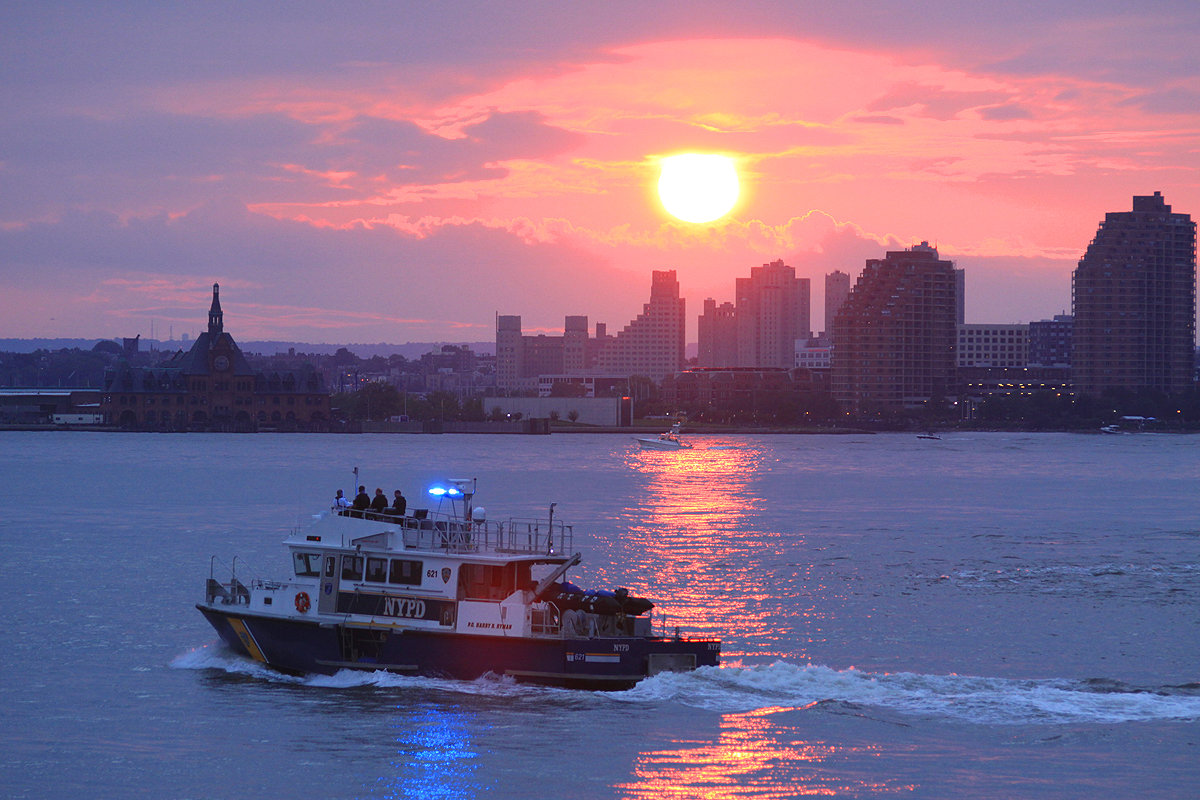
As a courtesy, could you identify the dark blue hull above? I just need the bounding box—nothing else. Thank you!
[197,604,719,689]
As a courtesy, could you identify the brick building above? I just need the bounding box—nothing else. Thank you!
[101,284,329,429]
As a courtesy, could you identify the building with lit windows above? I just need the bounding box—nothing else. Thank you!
[957,324,1029,368]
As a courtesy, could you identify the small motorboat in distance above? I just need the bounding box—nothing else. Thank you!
[634,422,693,450]
[916,433,941,440]
[197,479,719,689]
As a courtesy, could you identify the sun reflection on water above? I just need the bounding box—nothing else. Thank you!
[603,440,831,662]
[616,707,904,798]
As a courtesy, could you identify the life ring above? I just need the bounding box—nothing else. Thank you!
[295,591,311,613]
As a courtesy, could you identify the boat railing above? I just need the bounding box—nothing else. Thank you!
[207,555,291,603]
[207,555,255,605]
[338,506,572,555]
[501,518,573,555]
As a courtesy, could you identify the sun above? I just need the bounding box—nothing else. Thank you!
[657,154,739,223]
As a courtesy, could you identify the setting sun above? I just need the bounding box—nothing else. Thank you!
[657,153,739,223]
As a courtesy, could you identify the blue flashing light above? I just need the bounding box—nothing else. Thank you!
[428,484,463,498]
[428,486,447,496]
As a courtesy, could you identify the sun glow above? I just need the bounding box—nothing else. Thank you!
[657,154,739,223]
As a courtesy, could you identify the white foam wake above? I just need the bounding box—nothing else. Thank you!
[172,646,1199,725]
[170,643,566,698]
[621,662,1200,725]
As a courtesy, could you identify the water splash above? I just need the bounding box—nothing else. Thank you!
[174,646,1200,726]
[621,662,1200,725]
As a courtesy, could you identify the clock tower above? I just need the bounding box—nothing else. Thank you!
[208,283,223,335]
[102,284,329,430]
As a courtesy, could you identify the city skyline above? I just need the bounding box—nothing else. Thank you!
[3,3,1198,343]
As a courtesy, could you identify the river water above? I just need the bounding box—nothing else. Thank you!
[1,431,1197,798]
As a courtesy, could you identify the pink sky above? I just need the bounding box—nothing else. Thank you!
[2,2,1197,343]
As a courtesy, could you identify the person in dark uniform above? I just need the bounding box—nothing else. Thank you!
[353,486,371,510]
[391,490,407,516]
[370,488,389,513]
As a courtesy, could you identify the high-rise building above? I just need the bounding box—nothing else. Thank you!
[954,268,965,326]
[698,260,811,369]
[1072,192,1196,395]
[735,260,811,368]
[824,270,851,338]
[495,315,525,391]
[495,316,567,393]
[563,315,589,374]
[697,299,738,368]
[597,270,686,381]
[1028,315,1073,367]
[832,242,958,412]
[957,324,1029,368]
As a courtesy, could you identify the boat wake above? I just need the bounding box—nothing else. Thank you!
[621,662,1200,725]
[172,643,572,699]
[174,645,1199,725]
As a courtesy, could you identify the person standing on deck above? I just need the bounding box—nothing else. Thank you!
[353,486,371,510]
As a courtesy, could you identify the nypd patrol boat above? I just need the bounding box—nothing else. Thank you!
[197,480,719,689]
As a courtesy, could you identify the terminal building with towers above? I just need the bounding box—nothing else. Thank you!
[831,242,958,412]
[100,284,329,430]
[1071,192,1196,395]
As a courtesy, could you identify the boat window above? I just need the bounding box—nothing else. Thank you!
[324,556,336,578]
[342,555,364,582]
[458,562,530,601]
[389,559,422,586]
[365,557,388,583]
[293,552,321,577]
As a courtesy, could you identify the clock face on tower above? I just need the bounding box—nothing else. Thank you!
[213,355,230,372]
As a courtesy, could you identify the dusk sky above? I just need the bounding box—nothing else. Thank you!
[3,1,1198,344]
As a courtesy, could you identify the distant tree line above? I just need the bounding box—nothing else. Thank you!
[974,388,1200,430]
[331,383,485,422]
[0,344,120,388]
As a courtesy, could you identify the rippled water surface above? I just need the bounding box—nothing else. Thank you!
[1,431,1197,798]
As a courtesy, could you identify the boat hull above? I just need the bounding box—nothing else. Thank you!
[198,604,719,690]
[634,438,691,451]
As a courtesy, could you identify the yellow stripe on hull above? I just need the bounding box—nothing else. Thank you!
[227,617,267,662]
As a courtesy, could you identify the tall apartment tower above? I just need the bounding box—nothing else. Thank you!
[495,315,524,392]
[563,315,589,373]
[954,268,965,326]
[832,242,958,412]
[1072,192,1196,395]
[697,298,738,368]
[824,270,851,338]
[597,270,686,381]
[735,259,811,368]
